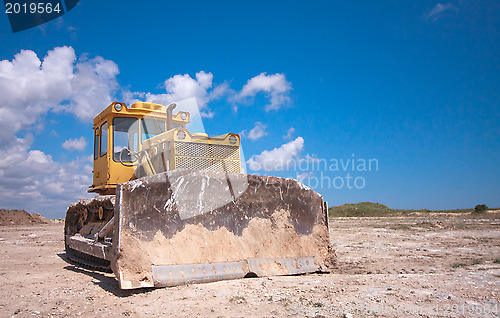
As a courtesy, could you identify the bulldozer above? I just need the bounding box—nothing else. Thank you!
[64,100,335,289]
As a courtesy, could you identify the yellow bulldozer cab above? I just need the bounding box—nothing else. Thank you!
[89,101,241,195]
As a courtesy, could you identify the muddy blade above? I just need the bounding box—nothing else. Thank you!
[112,169,335,289]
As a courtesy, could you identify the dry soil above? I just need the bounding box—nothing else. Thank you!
[0,212,498,317]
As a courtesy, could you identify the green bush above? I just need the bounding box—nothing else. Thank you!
[474,204,488,213]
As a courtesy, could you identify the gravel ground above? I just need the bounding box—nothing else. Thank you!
[0,212,498,317]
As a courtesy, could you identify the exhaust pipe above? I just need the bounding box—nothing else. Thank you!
[166,103,176,130]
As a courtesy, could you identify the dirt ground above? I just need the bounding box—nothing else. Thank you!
[0,212,498,318]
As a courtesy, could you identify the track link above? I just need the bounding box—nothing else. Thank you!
[65,247,112,273]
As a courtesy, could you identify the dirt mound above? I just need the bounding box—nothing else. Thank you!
[0,209,51,226]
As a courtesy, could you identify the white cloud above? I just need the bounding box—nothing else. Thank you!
[126,72,291,115]
[209,81,232,100]
[237,72,292,111]
[246,137,304,171]
[0,135,92,218]
[143,71,229,119]
[0,48,292,148]
[0,46,117,217]
[425,3,455,21]
[240,122,268,141]
[62,136,87,152]
[68,55,119,120]
[146,71,212,106]
[284,127,295,139]
[0,46,118,147]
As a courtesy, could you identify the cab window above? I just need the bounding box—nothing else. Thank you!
[93,129,99,160]
[100,122,107,157]
[113,117,139,162]
[141,117,166,142]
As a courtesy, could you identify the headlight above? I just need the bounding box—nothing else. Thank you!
[177,130,186,140]
[228,135,238,144]
[114,103,123,112]
[180,112,188,120]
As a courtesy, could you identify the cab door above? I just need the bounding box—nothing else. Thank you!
[92,121,110,191]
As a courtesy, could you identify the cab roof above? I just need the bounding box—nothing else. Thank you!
[93,102,190,128]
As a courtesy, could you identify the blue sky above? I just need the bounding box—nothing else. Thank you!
[0,1,499,218]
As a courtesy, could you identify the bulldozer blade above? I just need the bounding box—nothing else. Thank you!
[112,169,335,289]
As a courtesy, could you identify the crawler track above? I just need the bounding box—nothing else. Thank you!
[64,196,115,273]
[65,247,112,272]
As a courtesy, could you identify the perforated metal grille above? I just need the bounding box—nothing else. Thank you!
[173,141,241,173]
[175,157,213,171]
[213,159,240,173]
[212,144,239,159]
[174,142,239,160]
[175,157,241,173]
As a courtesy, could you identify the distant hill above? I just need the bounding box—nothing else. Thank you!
[328,202,477,217]
[328,202,396,217]
[0,209,52,226]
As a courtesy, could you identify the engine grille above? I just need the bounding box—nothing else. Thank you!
[174,142,240,173]
[174,142,239,159]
